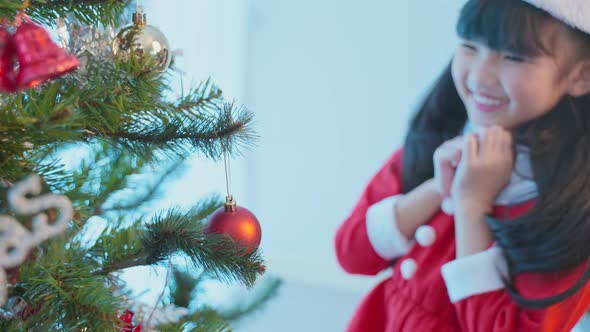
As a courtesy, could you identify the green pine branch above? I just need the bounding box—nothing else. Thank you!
[99,157,186,215]
[88,195,222,275]
[7,238,127,331]
[106,101,256,160]
[141,207,265,288]
[87,218,145,272]
[89,196,265,288]
[169,266,205,309]
[156,308,231,332]
[0,56,256,182]
[0,0,129,26]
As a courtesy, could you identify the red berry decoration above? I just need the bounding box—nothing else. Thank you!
[205,195,261,255]
[119,309,141,332]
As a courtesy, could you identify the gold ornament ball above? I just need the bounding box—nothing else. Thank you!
[112,12,171,72]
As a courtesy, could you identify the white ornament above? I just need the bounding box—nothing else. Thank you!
[128,299,190,325]
[56,19,70,49]
[400,258,417,280]
[415,225,436,247]
[147,304,190,325]
[0,174,73,305]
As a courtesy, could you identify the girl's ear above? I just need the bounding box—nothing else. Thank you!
[567,61,590,97]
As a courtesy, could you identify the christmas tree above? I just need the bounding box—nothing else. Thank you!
[0,1,278,331]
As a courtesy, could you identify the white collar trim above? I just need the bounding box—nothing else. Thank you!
[441,123,537,214]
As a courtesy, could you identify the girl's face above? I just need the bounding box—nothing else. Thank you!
[451,24,582,129]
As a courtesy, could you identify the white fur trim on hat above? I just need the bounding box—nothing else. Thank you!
[522,0,590,35]
[365,195,414,260]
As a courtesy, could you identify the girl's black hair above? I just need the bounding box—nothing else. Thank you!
[402,0,590,309]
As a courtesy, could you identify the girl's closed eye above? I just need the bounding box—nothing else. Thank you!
[503,53,527,63]
[460,43,478,51]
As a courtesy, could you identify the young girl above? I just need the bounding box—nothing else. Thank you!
[335,0,590,331]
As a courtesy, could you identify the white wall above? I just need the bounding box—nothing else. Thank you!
[232,1,464,330]
[245,0,462,290]
[144,0,251,209]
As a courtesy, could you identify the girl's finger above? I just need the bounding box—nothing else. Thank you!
[501,133,514,176]
[479,128,489,158]
[440,161,455,197]
[464,133,478,163]
[437,138,463,164]
[491,127,504,156]
[450,147,462,166]
[447,137,464,150]
[475,128,488,159]
[502,130,513,158]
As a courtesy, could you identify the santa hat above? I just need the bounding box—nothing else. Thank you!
[522,0,590,35]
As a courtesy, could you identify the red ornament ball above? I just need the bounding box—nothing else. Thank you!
[205,196,261,255]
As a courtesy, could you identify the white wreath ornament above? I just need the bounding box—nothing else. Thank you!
[0,174,73,305]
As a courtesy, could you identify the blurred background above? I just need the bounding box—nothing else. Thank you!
[134,0,465,331]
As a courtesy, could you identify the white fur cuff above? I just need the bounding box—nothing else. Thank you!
[441,247,509,303]
[365,195,414,260]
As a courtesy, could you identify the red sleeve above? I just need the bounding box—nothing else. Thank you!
[334,148,405,275]
[452,263,590,331]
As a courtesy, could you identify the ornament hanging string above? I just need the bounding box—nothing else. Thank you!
[144,261,172,331]
[222,140,233,198]
[135,0,143,16]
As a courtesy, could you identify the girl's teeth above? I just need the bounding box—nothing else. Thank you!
[473,94,502,105]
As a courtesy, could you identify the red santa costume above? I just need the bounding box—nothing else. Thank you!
[335,146,590,331]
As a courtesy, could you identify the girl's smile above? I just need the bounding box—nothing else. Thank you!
[469,90,508,113]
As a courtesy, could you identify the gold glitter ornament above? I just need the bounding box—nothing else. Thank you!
[111,10,171,73]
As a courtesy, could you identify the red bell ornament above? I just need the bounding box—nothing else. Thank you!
[12,22,79,89]
[205,195,262,255]
[0,27,16,92]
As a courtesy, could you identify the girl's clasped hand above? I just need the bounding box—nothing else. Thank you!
[434,126,514,214]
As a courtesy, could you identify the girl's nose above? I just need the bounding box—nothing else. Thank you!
[467,57,500,93]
